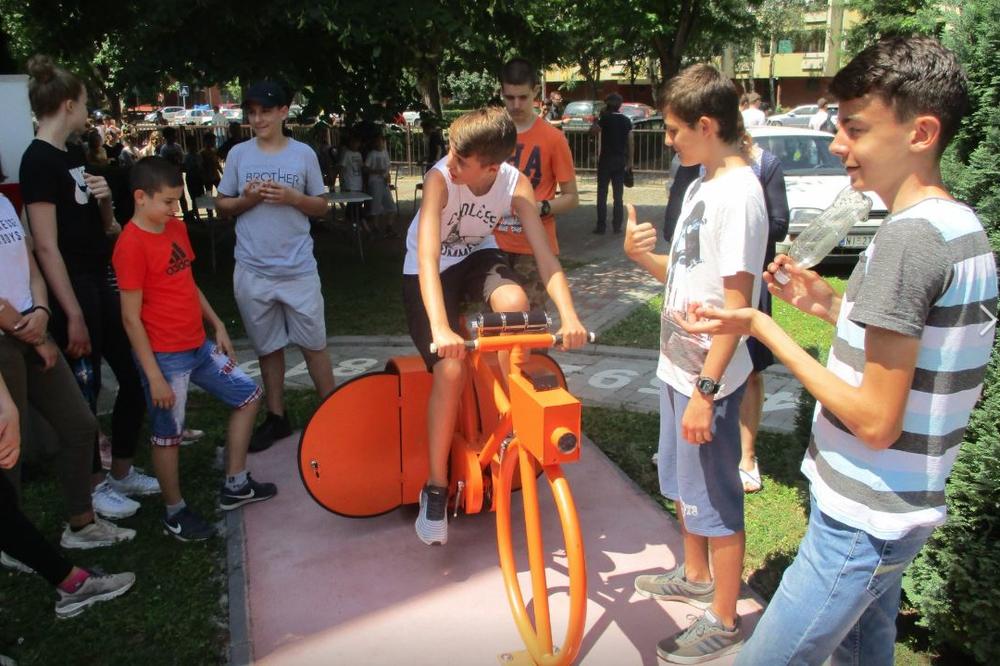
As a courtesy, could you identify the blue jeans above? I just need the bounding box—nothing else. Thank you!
[736,494,934,665]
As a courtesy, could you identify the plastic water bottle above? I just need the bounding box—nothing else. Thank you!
[774,187,873,285]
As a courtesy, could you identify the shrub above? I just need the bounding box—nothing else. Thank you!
[901,1,1000,661]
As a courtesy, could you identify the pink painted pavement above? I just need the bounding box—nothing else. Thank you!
[244,433,764,665]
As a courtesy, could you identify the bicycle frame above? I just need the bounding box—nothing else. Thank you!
[299,330,588,665]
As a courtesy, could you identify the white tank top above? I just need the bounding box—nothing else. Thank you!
[403,157,520,274]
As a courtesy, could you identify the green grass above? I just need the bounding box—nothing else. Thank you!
[599,276,847,363]
[0,393,236,665]
[190,220,408,340]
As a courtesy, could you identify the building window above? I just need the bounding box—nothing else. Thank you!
[760,28,827,55]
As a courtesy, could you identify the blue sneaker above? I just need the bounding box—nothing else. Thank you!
[220,474,277,511]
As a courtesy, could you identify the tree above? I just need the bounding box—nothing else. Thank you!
[755,0,815,107]
[843,0,943,54]
[902,1,1000,662]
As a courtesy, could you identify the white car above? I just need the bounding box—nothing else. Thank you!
[143,106,185,123]
[402,110,421,126]
[222,108,243,123]
[748,126,887,261]
[174,108,214,126]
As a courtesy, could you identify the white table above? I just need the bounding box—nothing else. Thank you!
[323,191,373,262]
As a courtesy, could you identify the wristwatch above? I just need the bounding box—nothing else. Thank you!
[695,376,721,396]
[540,199,551,217]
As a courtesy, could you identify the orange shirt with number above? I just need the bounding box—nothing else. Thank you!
[494,117,575,255]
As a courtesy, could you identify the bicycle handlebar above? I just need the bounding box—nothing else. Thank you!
[430,331,596,355]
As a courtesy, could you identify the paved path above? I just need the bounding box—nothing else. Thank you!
[228,176,804,664]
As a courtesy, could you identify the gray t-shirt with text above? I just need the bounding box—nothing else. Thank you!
[219,138,325,277]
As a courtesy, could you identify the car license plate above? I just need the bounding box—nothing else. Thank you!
[840,235,871,249]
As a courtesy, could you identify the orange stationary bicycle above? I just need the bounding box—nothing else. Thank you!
[299,311,592,665]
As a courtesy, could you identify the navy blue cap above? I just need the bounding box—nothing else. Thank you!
[243,81,288,108]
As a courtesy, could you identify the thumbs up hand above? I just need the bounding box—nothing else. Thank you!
[623,203,657,260]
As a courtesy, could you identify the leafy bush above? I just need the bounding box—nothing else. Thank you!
[902,1,1000,661]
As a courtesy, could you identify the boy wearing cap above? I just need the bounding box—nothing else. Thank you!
[216,81,336,452]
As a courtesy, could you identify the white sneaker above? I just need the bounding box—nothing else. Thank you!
[107,466,160,497]
[181,428,205,446]
[60,517,136,550]
[1,552,35,574]
[91,480,140,519]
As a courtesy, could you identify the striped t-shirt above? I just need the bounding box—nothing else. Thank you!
[804,198,998,540]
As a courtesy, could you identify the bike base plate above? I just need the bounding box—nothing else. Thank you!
[496,650,535,665]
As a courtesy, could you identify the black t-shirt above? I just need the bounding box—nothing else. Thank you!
[19,139,109,274]
[597,112,632,166]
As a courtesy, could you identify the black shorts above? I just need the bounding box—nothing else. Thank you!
[748,287,775,373]
[403,249,521,371]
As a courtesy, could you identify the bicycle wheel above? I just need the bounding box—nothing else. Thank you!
[495,441,586,666]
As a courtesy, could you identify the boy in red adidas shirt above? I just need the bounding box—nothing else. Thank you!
[113,157,276,542]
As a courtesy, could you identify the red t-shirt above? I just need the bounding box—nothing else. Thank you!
[112,219,206,352]
[494,117,575,255]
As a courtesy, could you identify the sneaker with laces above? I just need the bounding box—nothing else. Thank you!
[634,564,715,609]
[656,611,743,664]
[248,412,292,453]
[55,570,136,619]
[1,552,35,574]
[220,474,277,511]
[181,428,205,445]
[415,484,448,545]
[91,480,140,519]
[162,507,217,542]
[60,518,136,550]
[107,466,161,497]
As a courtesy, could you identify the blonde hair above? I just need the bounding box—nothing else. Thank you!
[448,107,516,165]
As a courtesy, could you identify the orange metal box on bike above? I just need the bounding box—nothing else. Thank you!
[509,365,581,466]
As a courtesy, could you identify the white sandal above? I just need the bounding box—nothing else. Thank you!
[740,459,763,494]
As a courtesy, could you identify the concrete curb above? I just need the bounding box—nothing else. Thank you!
[226,510,253,666]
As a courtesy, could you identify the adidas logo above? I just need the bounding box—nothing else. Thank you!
[167,242,192,275]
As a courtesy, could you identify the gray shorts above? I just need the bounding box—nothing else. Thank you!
[234,263,327,356]
[657,381,746,537]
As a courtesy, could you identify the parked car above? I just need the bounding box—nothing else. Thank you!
[767,103,839,128]
[222,108,243,123]
[748,126,886,261]
[630,115,670,171]
[560,100,606,129]
[143,106,185,123]
[620,102,656,124]
[175,108,214,126]
[402,110,422,126]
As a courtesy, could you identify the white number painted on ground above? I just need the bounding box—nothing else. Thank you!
[637,375,662,396]
[559,363,584,376]
[238,360,261,378]
[285,361,309,379]
[763,390,798,413]
[588,368,639,390]
[334,357,379,378]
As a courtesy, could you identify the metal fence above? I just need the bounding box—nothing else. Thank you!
[126,122,673,175]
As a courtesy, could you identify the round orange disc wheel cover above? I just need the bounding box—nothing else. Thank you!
[298,371,403,517]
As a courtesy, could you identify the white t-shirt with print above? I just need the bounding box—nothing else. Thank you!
[403,157,520,274]
[340,149,363,191]
[657,166,767,398]
[0,195,33,312]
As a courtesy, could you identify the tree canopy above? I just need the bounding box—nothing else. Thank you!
[0,0,759,117]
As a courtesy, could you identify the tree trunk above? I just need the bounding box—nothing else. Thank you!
[417,62,442,117]
[768,35,778,109]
